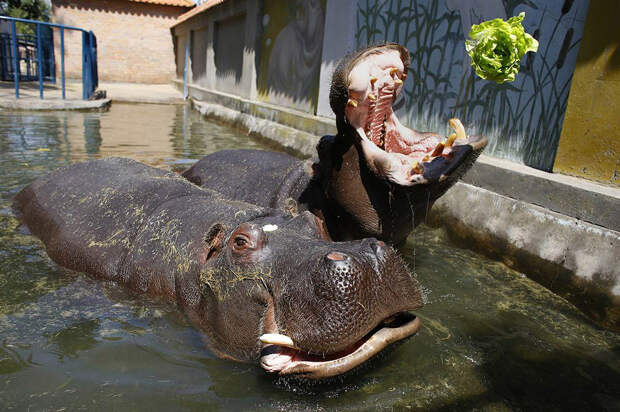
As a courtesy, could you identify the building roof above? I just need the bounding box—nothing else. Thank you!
[129,0,194,7]
[171,0,226,27]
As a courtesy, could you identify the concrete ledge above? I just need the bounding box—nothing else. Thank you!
[175,79,337,138]
[191,99,320,157]
[100,81,184,105]
[0,98,111,111]
[465,155,620,232]
[428,183,620,329]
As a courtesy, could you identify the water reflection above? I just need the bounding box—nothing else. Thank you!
[0,104,618,410]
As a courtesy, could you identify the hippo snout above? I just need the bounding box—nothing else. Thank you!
[274,241,422,356]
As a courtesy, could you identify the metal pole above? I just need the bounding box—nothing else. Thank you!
[60,27,65,99]
[90,31,97,90]
[10,20,19,98]
[81,30,87,100]
[37,23,44,99]
[183,40,189,100]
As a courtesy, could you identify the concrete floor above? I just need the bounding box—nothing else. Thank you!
[0,80,183,109]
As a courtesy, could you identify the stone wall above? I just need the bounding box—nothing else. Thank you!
[52,0,190,83]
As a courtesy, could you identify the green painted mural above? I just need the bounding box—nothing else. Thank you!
[356,0,589,172]
[257,0,326,114]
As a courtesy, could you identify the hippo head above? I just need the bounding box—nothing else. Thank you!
[329,43,487,187]
[191,210,423,379]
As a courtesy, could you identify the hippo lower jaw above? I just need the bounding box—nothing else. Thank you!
[259,311,420,379]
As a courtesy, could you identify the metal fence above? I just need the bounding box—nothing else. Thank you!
[0,16,97,100]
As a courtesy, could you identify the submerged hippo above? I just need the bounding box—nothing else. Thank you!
[183,43,487,244]
[13,157,423,379]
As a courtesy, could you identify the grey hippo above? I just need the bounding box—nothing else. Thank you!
[183,43,487,244]
[13,157,424,379]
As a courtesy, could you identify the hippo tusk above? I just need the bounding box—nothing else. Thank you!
[347,99,358,108]
[368,93,377,101]
[370,76,378,85]
[389,67,398,75]
[446,118,466,148]
[259,333,298,348]
[394,78,403,85]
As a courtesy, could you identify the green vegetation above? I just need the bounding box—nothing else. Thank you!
[0,0,51,34]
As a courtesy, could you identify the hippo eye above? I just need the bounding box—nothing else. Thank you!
[229,223,265,257]
[233,235,249,250]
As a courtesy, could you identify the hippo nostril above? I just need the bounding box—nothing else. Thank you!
[375,240,386,252]
[364,238,386,257]
[326,252,348,262]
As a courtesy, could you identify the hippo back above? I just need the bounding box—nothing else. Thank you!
[182,149,313,210]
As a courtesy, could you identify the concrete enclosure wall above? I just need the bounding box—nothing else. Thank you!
[256,0,326,113]
[214,13,245,94]
[174,0,618,184]
[352,0,589,172]
[173,0,259,100]
[553,0,620,186]
[52,0,190,83]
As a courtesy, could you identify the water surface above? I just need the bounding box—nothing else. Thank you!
[1,104,618,411]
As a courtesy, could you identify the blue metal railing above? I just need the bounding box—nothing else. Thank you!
[0,16,98,100]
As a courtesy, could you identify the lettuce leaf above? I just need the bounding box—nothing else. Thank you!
[465,12,539,84]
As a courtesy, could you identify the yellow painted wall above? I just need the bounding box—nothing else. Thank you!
[554,1,620,186]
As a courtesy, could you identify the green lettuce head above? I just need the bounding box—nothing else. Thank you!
[465,12,539,84]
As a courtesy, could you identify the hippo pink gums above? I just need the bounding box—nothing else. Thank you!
[13,158,423,379]
[183,43,487,244]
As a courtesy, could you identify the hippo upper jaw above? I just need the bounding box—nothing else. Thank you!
[259,311,420,379]
[333,43,487,187]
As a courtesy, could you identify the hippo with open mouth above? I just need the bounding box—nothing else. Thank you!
[13,157,423,379]
[183,43,487,244]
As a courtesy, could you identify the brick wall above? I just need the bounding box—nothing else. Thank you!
[52,0,189,83]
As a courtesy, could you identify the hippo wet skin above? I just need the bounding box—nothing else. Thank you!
[183,43,487,244]
[13,157,424,379]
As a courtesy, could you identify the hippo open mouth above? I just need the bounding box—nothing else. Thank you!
[260,311,420,379]
[337,44,487,186]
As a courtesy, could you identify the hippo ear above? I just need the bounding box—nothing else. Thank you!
[204,223,226,261]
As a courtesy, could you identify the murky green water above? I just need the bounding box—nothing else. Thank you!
[1,103,618,411]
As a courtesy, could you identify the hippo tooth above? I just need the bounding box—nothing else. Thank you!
[445,133,457,148]
[368,93,377,101]
[394,78,403,85]
[389,67,398,75]
[347,99,358,108]
[411,162,422,174]
[431,141,445,157]
[259,333,297,348]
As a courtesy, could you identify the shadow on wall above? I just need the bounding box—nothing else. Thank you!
[356,0,589,172]
[257,0,326,113]
[214,13,245,86]
[571,1,620,70]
